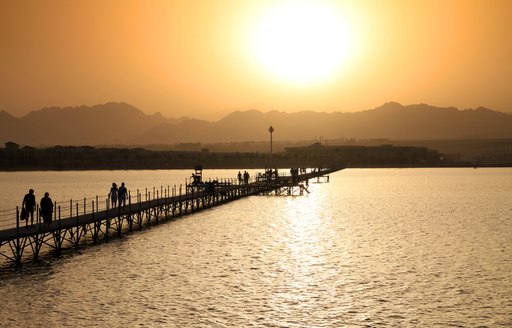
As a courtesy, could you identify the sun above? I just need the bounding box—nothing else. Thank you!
[252,2,354,85]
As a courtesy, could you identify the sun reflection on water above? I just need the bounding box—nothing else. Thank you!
[264,187,347,320]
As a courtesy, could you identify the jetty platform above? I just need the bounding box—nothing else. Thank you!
[0,167,342,267]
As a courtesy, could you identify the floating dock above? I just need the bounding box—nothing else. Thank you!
[0,167,343,267]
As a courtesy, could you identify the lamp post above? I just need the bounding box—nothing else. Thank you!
[268,125,274,159]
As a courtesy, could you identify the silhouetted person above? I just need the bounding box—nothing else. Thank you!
[22,189,36,227]
[266,168,272,181]
[191,173,201,184]
[40,192,53,225]
[118,182,127,209]
[109,183,118,208]
[243,171,249,184]
[291,167,299,182]
[238,171,242,184]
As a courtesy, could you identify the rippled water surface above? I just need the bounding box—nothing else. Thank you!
[1,168,511,327]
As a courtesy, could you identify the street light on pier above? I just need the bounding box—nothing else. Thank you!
[268,125,274,159]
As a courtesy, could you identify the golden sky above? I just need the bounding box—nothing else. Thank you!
[1,0,511,119]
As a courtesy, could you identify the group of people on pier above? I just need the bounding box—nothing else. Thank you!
[237,171,250,184]
[19,182,127,227]
[108,182,128,208]
[21,189,53,227]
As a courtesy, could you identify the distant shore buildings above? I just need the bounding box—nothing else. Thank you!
[4,141,508,170]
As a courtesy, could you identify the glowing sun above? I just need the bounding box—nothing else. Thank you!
[252,2,354,85]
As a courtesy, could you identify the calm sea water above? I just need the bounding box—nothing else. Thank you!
[0,168,511,327]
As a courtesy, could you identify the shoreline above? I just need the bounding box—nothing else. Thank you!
[1,163,511,172]
[2,144,511,171]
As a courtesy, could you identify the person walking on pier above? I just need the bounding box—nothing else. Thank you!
[238,171,242,184]
[40,192,53,225]
[243,171,249,184]
[290,167,299,183]
[109,183,118,208]
[118,182,128,209]
[22,189,36,227]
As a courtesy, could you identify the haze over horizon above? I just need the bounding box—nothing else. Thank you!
[1,0,511,121]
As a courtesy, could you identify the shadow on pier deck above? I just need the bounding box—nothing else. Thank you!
[0,167,343,267]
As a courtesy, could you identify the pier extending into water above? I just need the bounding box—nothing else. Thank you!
[0,167,342,267]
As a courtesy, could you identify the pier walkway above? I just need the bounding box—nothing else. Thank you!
[0,167,342,267]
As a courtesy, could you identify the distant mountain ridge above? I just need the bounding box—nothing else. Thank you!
[0,102,178,146]
[1,102,511,146]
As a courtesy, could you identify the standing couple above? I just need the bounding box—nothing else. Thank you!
[108,182,128,209]
[21,189,54,226]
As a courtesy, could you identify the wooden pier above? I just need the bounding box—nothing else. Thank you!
[0,167,342,267]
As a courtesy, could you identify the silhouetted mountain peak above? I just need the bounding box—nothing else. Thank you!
[473,106,494,113]
[370,102,463,115]
[151,112,165,119]
[222,109,263,118]
[378,101,403,110]
[0,110,16,119]
[24,102,147,121]
[1,102,175,146]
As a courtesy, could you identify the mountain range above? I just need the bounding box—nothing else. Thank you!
[1,102,511,147]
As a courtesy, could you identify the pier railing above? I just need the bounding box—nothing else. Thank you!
[0,177,244,232]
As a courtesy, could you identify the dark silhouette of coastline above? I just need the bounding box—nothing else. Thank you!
[2,142,508,171]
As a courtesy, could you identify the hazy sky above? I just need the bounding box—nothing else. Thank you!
[1,0,511,120]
